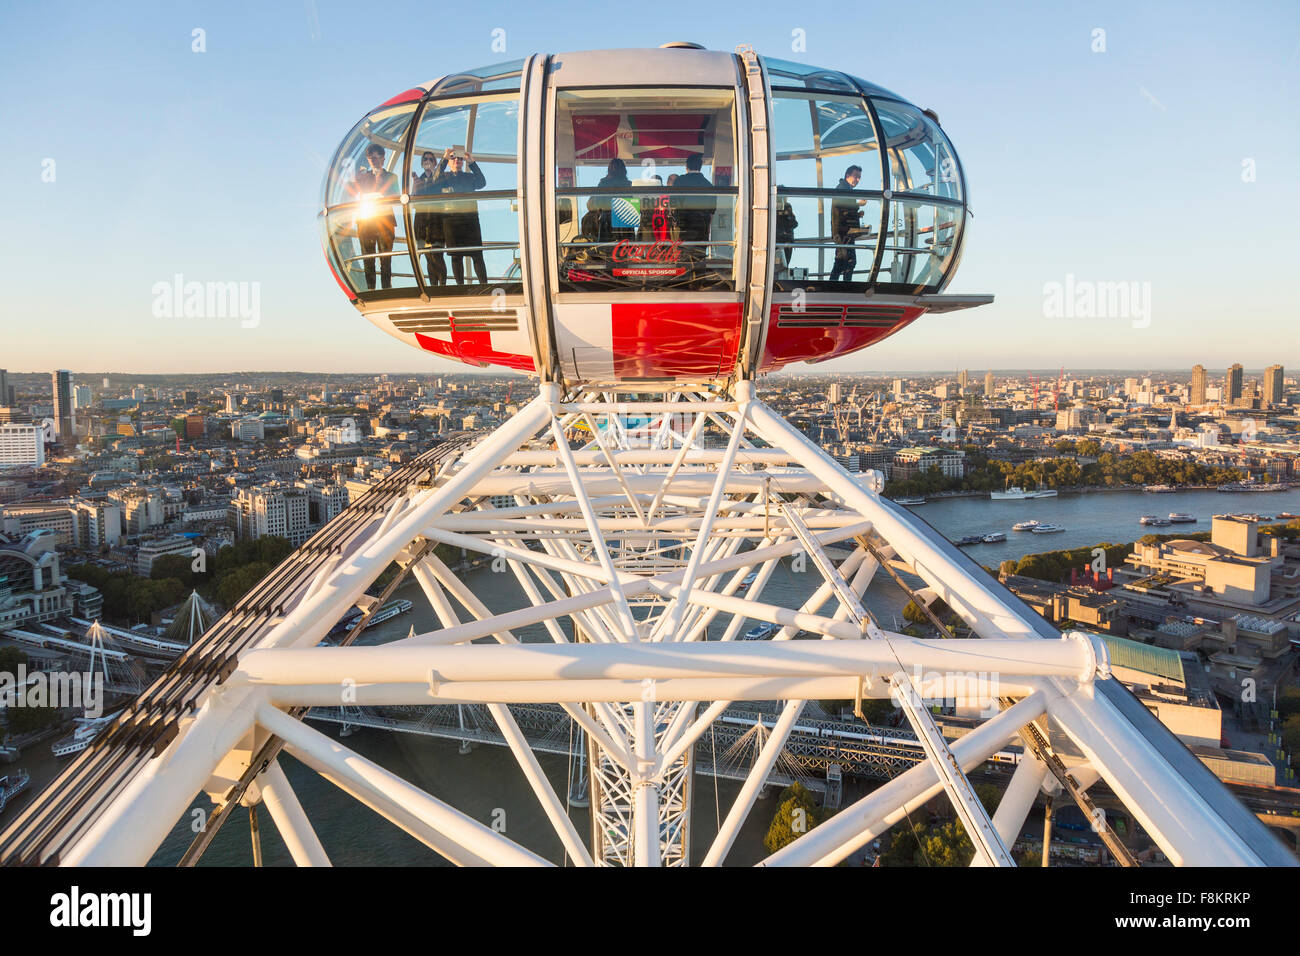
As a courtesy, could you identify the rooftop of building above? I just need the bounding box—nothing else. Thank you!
[1097,633,1186,685]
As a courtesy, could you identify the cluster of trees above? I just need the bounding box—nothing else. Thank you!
[877,782,1004,866]
[66,536,295,625]
[63,564,190,623]
[996,530,1225,584]
[887,447,1244,499]
[0,647,61,736]
[763,782,833,854]
[1280,686,1300,777]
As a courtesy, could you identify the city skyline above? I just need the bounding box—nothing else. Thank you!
[3,1,1298,373]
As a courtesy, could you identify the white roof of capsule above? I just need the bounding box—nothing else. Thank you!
[546,47,740,87]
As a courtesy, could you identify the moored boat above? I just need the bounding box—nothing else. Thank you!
[741,622,779,641]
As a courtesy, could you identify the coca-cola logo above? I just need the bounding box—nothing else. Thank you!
[611,240,682,263]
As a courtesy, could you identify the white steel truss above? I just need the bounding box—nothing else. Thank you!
[8,381,1294,867]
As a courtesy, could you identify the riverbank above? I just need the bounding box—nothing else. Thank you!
[892,483,1297,502]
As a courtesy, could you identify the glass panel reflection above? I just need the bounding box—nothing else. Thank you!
[773,193,882,287]
[326,201,419,293]
[876,199,962,290]
[407,195,521,292]
[772,93,882,191]
[324,104,417,208]
[557,192,737,291]
[554,87,739,293]
[872,99,962,200]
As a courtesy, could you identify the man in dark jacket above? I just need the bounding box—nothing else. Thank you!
[829,164,866,282]
[672,153,715,253]
[431,147,489,285]
[351,144,400,289]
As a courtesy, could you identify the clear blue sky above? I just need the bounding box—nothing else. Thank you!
[1,0,1296,375]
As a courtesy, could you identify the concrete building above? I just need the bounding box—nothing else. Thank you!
[231,418,265,442]
[0,503,76,547]
[1263,364,1284,405]
[1118,515,1298,618]
[0,423,44,468]
[999,573,1124,632]
[0,530,100,628]
[107,487,166,535]
[300,478,349,526]
[135,535,198,576]
[1190,364,1207,405]
[73,498,124,549]
[892,446,966,480]
[1226,363,1244,406]
[230,481,312,546]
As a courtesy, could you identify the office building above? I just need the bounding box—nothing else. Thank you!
[1226,363,1244,406]
[0,423,44,467]
[52,369,73,440]
[1263,364,1283,405]
[1190,364,1206,405]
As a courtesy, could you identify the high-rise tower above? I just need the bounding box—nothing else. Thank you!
[52,369,73,441]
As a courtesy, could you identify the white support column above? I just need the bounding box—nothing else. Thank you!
[64,686,260,866]
[260,759,331,867]
[413,557,595,866]
[762,692,1048,867]
[972,749,1049,866]
[257,703,549,867]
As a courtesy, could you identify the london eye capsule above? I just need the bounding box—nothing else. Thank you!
[320,45,991,386]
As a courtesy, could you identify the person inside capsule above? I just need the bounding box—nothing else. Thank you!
[350,144,400,290]
[431,146,488,285]
[829,163,868,282]
[594,158,632,243]
[671,153,715,256]
[410,151,447,286]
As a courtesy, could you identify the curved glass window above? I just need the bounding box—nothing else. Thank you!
[326,203,420,295]
[323,102,420,296]
[772,93,883,191]
[762,57,858,94]
[408,95,522,295]
[431,59,524,96]
[771,92,884,289]
[553,88,738,292]
[324,103,418,208]
[872,99,962,201]
[876,199,963,291]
